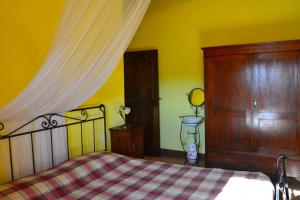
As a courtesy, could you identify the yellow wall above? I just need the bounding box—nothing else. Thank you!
[83,59,125,151]
[1,0,300,158]
[0,0,63,183]
[0,0,64,107]
[0,0,124,182]
[0,0,124,133]
[128,0,300,153]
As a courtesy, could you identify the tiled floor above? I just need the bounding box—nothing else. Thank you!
[145,155,300,200]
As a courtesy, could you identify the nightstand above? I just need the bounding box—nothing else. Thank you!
[110,124,144,158]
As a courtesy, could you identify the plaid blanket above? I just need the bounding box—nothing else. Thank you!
[0,152,273,200]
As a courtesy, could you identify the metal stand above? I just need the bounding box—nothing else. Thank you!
[179,115,203,166]
[275,155,289,200]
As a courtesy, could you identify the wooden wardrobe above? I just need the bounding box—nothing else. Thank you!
[203,40,300,177]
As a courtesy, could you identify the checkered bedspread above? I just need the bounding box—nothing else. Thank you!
[0,152,273,200]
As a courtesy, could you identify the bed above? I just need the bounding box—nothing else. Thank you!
[0,152,273,200]
[0,105,274,200]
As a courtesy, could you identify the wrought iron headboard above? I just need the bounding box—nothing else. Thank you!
[0,104,107,181]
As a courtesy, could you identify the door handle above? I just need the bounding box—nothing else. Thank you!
[253,98,257,107]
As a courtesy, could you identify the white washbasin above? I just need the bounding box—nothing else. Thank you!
[182,117,202,125]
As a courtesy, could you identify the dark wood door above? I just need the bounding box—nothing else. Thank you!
[205,54,252,152]
[252,51,300,155]
[124,50,160,156]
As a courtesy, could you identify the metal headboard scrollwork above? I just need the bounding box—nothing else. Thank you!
[0,104,107,182]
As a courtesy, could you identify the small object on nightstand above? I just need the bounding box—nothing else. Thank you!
[110,124,144,158]
[118,106,131,129]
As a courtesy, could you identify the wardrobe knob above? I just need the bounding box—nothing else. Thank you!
[253,98,257,107]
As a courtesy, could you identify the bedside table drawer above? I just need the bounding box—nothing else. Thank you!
[110,124,144,158]
[111,131,129,155]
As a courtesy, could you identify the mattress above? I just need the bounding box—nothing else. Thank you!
[0,152,274,200]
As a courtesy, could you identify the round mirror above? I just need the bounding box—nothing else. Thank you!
[188,88,205,107]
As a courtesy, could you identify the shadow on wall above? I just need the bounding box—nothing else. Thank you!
[199,20,300,47]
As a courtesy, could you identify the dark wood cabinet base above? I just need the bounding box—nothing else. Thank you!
[206,149,300,177]
[110,124,144,158]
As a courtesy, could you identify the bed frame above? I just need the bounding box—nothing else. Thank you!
[0,104,288,200]
[0,104,107,181]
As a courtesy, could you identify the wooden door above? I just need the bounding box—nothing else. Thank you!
[252,51,300,155]
[205,54,252,152]
[124,50,160,156]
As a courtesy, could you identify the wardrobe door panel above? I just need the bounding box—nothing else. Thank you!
[253,52,300,155]
[206,55,252,151]
[210,114,251,151]
[257,119,297,154]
